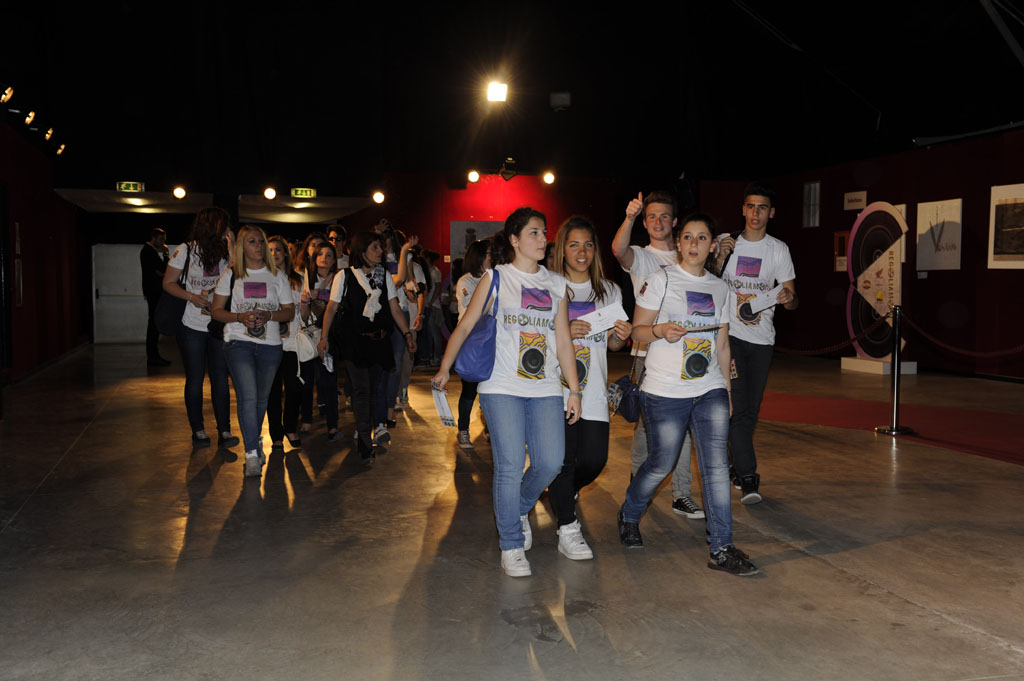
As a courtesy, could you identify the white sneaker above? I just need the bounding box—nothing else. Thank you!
[400,389,409,404]
[521,514,533,550]
[500,548,532,577]
[556,520,594,560]
[457,430,472,449]
[373,423,391,445]
[244,449,262,477]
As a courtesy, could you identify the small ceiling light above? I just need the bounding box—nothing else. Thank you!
[543,171,555,185]
[372,191,385,204]
[264,187,277,200]
[173,186,187,200]
[44,128,53,141]
[56,144,65,155]
[487,81,508,102]
[1,87,12,103]
[24,111,34,125]
[467,170,480,183]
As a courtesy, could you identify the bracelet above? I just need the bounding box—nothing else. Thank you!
[236,312,241,323]
[568,390,583,398]
[404,331,412,337]
[651,324,661,339]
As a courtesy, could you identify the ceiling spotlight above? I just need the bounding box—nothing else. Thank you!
[45,128,53,140]
[173,186,187,200]
[372,191,385,204]
[499,157,517,182]
[1,87,12,103]
[56,144,65,155]
[487,81,508,102]
[543,171,555,185]
[264,187,277,200]
[24,111,34,125]
[467,170,480,183]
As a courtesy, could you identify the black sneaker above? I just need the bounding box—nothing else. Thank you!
[671,496,705,519]
[740,474,762,505]
[192,430,212,447]
[617,511,643,548]
[218,432,240,448]
[708,545,760,576]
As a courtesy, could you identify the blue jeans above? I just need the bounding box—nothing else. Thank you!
[622,389,732,552]
[377,327,406,422]
[224,340,283,452]
[479,393,565,550]
[176,325,231,434]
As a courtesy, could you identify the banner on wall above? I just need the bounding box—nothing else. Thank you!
[449,221,503,259]
[988,183,1024,269]
[916,198,962,270]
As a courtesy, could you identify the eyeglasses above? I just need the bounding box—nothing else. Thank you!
[328,236,342,242]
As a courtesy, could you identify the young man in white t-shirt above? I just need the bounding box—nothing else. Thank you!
[611,191,704,519]
[712,182,798,504]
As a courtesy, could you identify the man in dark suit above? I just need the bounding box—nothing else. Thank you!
[141,227,171,366]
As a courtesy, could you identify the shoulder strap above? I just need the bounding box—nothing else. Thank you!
[484,268,500,317]
[177,243,191,287]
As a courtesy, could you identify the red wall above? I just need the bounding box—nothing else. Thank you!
[0,123,89,381]
[701,130,1024,379]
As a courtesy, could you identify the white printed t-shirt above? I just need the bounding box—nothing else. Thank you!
[214,267,293,346]
[636,265,730,399]
[478,264,568,399]
[560,280,623,422]
[169,243,229,333]
[623,244,677,356]
[455,272,482,321]
[719,234,795,346]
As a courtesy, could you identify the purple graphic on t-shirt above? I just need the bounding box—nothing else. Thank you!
[568,300,596,321]
[521,287,552,311]
[204,263,220,277]
[686,291,715,317]
[243,282,268,298]
[735,256,762,278]
[316,288,330,301]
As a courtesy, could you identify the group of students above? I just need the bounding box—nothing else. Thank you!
[436,182,796,579]
[160,208,442,475]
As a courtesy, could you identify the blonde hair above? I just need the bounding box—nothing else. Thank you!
[232,224,278,278]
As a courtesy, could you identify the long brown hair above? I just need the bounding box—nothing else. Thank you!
[268,235,302,289]
[553,215,610,303]
[187,207,231,271]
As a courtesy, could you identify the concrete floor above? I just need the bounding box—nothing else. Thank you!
[2,342,1023,681]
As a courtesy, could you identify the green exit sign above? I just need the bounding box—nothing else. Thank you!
[116,181,145,193]
[290,187,317,198]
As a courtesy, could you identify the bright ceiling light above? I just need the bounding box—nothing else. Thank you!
[487,82,508,102]
[1,87,12,103]
[467,170,480,183]
[372,191,385,204]
[543,171,555,185]
[24,111,34,125]
[45,128,53,141]
[173,186,187,200]
[56,144,65,155]
[264,187,277,200]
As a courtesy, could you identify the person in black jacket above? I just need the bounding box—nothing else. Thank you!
[141,227,171,366]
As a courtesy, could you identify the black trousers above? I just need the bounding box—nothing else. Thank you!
[268,351,301,441]
[346,361,383,453]
[457,380,479,431]
[548,418,609,527]
[145,295,160,360]
[728,336,774,478]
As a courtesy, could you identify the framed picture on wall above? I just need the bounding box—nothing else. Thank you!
[989,183,1024,269]
[450,220,503,259]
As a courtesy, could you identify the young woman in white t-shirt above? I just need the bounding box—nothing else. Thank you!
[210,225,294,478]
[548,216,632,560]
[161,207,239,448]
[298,242,340,440]
[618,214,759,576]
[433,208,582,578]
[266,235,304,451]
[452,239,491,448]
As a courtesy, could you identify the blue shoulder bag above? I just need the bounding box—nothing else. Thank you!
[454,269,501,382]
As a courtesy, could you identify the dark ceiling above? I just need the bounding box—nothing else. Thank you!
[3,1,1024,199]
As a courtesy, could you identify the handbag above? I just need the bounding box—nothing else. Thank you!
[608,269,669,422]
[453,268,500,382]
[154,243,191,336]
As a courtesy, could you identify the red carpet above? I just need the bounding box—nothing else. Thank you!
[758,391,1024,466]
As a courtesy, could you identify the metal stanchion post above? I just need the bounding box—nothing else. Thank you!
[876,305,914,436]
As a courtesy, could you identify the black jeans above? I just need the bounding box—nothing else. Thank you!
[548,418,609,527]
[300,358,338,430]
[346,361,383,453]
[457,380,479,431]
[145,295,160,360]
[728,336,775,478]
[268,351,302,441]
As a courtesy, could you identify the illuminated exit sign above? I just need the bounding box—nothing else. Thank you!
[290,188,317,198]
[116,181,145,193]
